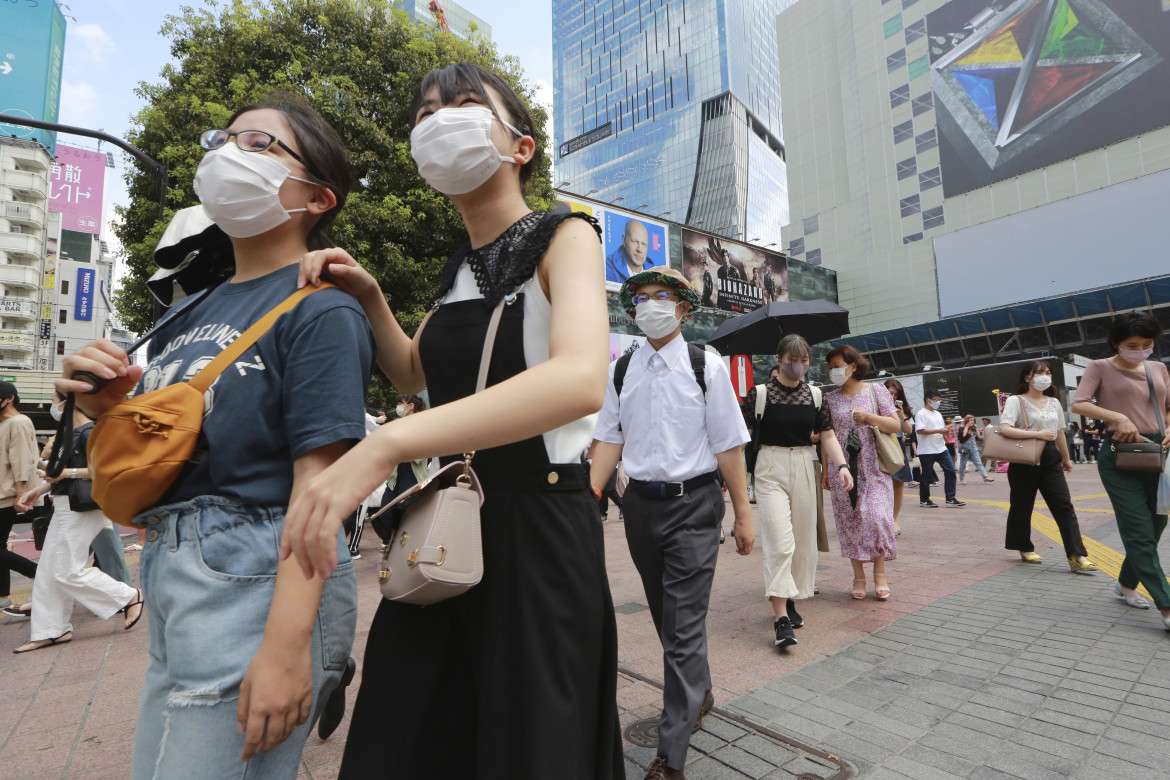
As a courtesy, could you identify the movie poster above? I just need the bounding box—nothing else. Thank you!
[679,228,788,314]
[602,212,668,292]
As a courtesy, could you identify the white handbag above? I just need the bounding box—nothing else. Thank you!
[371,297,504,605]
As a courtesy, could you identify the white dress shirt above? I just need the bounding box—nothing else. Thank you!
[914,407,946,455]
[594,335,750,482]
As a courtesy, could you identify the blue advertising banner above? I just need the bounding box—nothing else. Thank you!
[75,267,94,321]
[0,2,67,153]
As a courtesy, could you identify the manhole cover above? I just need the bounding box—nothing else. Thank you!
[623,717,659,748]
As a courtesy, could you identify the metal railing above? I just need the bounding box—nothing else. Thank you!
[0,201,45,225]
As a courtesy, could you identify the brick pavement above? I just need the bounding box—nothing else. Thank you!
[0,462,1166,778]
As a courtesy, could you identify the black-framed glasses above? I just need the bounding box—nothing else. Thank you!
[199,129,321,177]
[630,291,680,306]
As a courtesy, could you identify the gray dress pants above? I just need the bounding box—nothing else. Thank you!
[623,481,723,770]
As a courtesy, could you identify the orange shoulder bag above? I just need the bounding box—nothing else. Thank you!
[85,283,333,526]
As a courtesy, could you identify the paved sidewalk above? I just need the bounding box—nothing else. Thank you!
[0,463,1167,778]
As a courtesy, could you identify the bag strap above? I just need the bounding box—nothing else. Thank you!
[687,343,707,395]
[810,383,822,410]
[188,282,335,393]
[1143,362,1165,440]
[753,384,766,421]
[475,298,507,394]
[1017,394,1030,430]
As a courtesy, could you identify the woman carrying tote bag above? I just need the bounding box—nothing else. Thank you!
[1071,312,1170,631]
[1000,362,1097,574]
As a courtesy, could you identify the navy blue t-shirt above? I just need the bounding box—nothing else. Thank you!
[139,263,375,507]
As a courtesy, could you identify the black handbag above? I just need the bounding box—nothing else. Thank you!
[1111,363,1167,473]
[745,384,766,475]
[28,502,53,550]
[54,421,100,512]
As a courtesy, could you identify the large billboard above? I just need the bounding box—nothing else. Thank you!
[49,144,107,235]
[679,228,788,314]
[0,1,66,153]
[602,211,668,290]
[928,0,1170,197]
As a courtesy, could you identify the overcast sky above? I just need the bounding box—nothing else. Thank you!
[60,0,552,248]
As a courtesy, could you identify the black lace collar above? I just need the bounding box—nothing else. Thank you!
[430,211,601,308]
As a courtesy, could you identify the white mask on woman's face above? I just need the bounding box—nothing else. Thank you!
[50,400,64,422]
[396,405,408,418]
[828,366,851,386]
[193,143,319,238]
[410,106,521,195]
[1031,374,1052,391]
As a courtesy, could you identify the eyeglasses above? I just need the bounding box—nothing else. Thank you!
[199,129,321,177]
[631,291,680,305]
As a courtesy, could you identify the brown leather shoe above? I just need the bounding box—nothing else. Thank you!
[644,755,686,780]
[693,690,714,733]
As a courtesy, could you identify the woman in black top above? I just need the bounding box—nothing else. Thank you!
[742,334,852,647]
[1082,419,1101,463]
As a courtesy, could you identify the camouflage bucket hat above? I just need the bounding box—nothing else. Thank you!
[620,266,701,322]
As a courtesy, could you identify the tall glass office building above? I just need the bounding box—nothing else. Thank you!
[553,0,795,247]
[388,0,491,39]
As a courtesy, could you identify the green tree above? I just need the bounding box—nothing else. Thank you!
[113,0,553,404]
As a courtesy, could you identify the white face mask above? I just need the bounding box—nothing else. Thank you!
[829,366,851,386]
[193,143,319,238]
[410,106,520,195]
[1031,374,1052,391]
[50,401,64,422]
[634,299,681,339]
[396,405,408,417]
[1119,347,1154,364]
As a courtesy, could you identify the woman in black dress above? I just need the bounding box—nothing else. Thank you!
[283,64,622,778]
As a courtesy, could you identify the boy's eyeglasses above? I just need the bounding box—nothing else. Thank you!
[199,129,321,177]
[631,291,680,305]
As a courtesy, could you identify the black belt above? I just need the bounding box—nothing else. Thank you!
[628,471,718,499]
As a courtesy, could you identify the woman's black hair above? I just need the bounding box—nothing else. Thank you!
[410,63,540,188]
[1107,311,1163,352]
[226,93,350,251]
[1016,361,1057,397]
[884,378,912,419]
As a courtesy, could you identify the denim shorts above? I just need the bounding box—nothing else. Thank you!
[130,495,357,780]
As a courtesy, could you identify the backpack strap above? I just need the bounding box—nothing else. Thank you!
[810,383,822,410]
[688,343,707,395]
[753,384,766,421]
[613,351,634,433]
[189,282,335,393]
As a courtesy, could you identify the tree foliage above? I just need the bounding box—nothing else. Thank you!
[113,0,553,403]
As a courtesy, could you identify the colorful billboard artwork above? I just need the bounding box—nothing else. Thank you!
[927,0,1170,197]
[553,198,593,217]
[609,332,646,363]
[602,212,667,288]
[50,145,107,236]
[75,267,95,322]
[679,228,788,314]
[0,1,66,153]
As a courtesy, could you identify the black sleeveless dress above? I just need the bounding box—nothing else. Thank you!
[339,212,623,779]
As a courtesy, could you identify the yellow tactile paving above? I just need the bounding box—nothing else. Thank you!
[1071,493,1110,500]
[964,498,1163,600]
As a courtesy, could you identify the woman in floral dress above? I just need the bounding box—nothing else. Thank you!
[824,346,900,600]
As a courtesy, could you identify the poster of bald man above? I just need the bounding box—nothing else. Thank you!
[603,212,668,289]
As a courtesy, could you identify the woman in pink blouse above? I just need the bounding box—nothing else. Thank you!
[1071,312,1170,631]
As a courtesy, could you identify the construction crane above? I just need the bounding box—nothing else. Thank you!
[428,1,451,32]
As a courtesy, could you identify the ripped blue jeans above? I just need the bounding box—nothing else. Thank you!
[130,496,358,780]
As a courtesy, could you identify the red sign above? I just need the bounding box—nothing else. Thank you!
[730,355,752,401]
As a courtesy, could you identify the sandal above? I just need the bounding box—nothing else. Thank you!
[14,632,72,654]
[1,602,31,618]
[122,589,145,631]
[851,578,866,600]
[874,575,891,601]
[1020,552,1043,564]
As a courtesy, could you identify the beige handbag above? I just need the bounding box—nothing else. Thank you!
[982,397,1044,466]
[867,384,905,475]
[371,298,505,605]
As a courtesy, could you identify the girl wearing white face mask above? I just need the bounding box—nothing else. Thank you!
[57,96,374,776]
[1072,312,1170,630]
[288,64,621,778]
[824,347,903,601]
[1000,362,1096,573]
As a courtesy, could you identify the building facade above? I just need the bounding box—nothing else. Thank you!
[394,0,491,39]
[777,0,1170,367]
[553,0,796,248]
[0,139,51,375]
